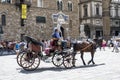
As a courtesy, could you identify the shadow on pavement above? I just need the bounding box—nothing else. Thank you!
[19,63,105,74]
[19,67,69,74]
[73,63,105,69]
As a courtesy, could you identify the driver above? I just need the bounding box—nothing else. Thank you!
[52,29,61,46]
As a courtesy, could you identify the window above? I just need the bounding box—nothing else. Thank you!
[68,1,72,11]
[115,5,118,17]
[1,14,6,26]
[38,0,43,7]
[96,4,100,15]
[83,4,88,17]
[115,21,119,25]
[110,6,114,17]
[57,0,63,10]
[1,0,11,3]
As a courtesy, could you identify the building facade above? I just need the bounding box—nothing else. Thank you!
[79,0,120,39]
[0,0,79,41]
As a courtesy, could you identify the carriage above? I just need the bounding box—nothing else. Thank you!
[17,36,73,71]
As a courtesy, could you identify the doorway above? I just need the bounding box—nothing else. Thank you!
[84,25,90,38]
[96,30,103,38]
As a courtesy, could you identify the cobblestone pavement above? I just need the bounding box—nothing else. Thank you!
[0,47,120,80]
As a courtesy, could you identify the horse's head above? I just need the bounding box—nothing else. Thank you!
[93,38,103,48]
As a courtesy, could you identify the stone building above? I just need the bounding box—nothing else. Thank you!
[79,0,120,39]
[0,0,79,41]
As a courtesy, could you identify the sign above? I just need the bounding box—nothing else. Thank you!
[52,12,69,24]
[36,16,46,23]
[21,4,27,19]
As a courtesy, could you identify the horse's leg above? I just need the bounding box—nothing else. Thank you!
[88,51,95,65]
[72,52,76,67]
[92,52,95,64]
[99,46,101,51]
[81,52,86,65]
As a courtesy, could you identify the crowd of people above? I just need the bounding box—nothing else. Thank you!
[96,38,120,52]
[0,29,120,56]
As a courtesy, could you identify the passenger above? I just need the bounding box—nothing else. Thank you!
[52,29,61,46]
[102,39,106,51]
[52,29,62,51]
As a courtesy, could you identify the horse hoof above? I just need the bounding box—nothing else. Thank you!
[93,63,95,65]
[73,65,76,67]
[84,64,86,66]
[88,61,91,65]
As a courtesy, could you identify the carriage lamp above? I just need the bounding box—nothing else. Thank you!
[15,0,31,26]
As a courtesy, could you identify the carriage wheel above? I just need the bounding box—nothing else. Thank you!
[23,55,41,71]
[16,51,25,67]
[20,52,40,71]
[52,52,63,67]
[63,53,73,69]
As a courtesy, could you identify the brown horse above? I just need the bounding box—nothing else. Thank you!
[72,41,96,66]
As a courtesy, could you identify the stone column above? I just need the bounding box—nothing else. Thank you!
[102,0,111,40]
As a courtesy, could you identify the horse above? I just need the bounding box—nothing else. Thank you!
[72,41,96,66]
[93,38,103,50]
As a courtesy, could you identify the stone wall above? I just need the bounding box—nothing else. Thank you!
[0,0,79,41]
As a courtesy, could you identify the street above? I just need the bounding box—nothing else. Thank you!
[0,47,120,80]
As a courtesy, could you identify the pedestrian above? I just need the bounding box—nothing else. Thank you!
[112,39,119,53]
[15,41,20,56]
[102,39,106,51]
[107,39,112,49]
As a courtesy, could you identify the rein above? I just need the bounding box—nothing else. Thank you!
[81,43,92,51]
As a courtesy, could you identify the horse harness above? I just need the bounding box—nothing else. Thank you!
[81,43,93,51]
